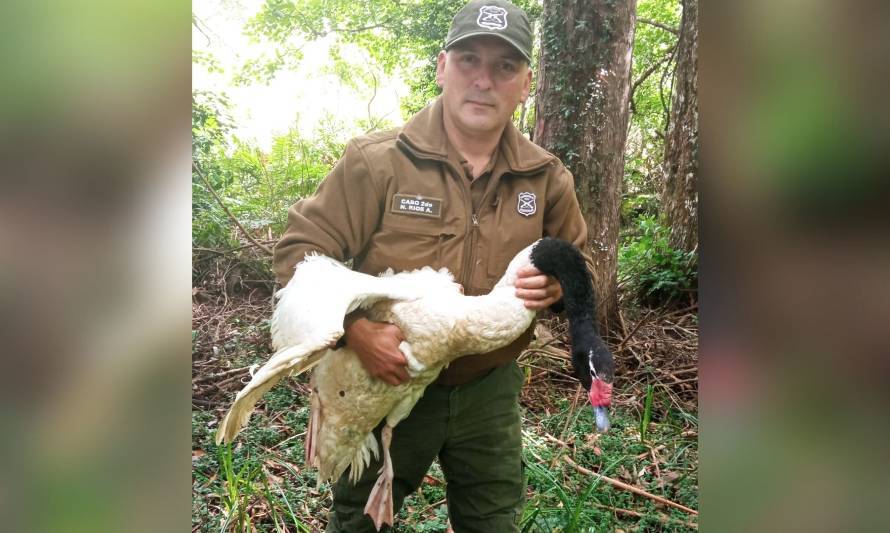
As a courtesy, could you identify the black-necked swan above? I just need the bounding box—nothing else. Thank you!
[216,237,615,530]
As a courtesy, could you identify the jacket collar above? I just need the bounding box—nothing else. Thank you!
[398,97,555,175]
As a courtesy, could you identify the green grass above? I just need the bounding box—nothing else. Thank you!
[193,324,698,532]
[518,400,698,532]
[640,384,655,442]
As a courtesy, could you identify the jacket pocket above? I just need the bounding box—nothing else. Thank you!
[486,193,543,279]
[359,221,456,276]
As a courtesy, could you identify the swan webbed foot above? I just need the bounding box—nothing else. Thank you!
[363,424,395,530]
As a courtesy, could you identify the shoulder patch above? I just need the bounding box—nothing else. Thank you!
[517,191,536,217]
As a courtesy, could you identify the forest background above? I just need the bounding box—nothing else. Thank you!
[192,0,699,530]
[1,1,884,532]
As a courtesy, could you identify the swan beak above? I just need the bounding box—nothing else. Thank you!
[587,379,612,432]
[592,406,610,433]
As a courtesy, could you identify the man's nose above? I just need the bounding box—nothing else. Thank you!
[472,65,494,90]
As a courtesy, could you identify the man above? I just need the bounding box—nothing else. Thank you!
[273,1,588,530]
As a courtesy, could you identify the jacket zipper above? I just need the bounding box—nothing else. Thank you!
[461,213,479,288]
[397,139,551,289]
[453,167,477,289]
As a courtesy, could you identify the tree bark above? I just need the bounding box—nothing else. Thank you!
[534,0,637,335]
[662,0,698,254]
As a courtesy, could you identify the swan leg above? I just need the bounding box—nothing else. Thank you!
[363,424,395,530]
[306,386,320,467]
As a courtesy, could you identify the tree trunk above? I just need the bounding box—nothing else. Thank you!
[662,0,698,254]
[534,0,637,335]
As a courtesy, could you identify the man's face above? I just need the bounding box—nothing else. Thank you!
[436,36,532,138]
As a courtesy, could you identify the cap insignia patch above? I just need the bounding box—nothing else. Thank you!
[477,6,508,30]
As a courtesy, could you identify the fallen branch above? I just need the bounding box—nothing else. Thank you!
[592,503,697,530]
[559,386,583,442]
[637,443,667,460]
[207,373,249,391]
[548,386,583,470]
[563,456,698,516]
[616,309,658,352]
[544,433,571,449]
[193,373,249,399]
[192,160,274,256]
[418,497,447,516]
[663,303,698,319]
[194,240,278,263]
[517,362,577,383]
[270,431,307,450]
[191,397,219,407]
[520,346,570,363]
[192,365,251,384]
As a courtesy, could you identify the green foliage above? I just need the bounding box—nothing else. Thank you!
[192,90,232,159]
[192,363,327,530]
[192,90,239,250]
[192,50,225,75]
[192,89,347,259]
[640,384,655,441]
[625,0,682,204]
[524,460,609,531]
[220,120,344,236]
[620,191,658,225]
[631,0,681,134]
[516,393,698,532]
[245,0,541,116]
[232,45,305,86]
[217,443,263,531]
[619,215,697,307]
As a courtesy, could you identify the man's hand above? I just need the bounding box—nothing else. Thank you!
[344,316,410,386]
[514,265,563,310]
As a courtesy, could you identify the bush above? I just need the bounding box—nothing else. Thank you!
[619,215,697,307]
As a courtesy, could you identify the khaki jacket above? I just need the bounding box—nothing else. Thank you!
[273,98,588,384]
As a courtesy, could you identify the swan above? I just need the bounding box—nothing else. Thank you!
[216,237,615,530]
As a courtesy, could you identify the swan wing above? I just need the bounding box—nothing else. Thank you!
[271,255,424,350]
[215,339,333,445]
[219,255,424,445]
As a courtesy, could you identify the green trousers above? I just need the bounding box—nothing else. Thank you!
[325,361,526,532]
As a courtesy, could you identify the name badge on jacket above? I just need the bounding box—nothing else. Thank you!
[391,194,443,219]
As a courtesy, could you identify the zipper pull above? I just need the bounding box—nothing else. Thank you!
[472,213,479,226]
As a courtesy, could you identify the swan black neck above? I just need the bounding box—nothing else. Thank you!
[529,238,615,389]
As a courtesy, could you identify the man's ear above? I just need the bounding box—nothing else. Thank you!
[520,67,532,103]
[435,50,447,87]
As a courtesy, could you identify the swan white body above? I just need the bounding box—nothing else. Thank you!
[216,244,540,529]
[217,245,536,452]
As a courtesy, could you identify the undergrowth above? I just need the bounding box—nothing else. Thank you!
[192,299,699,532]
[619,215,697,308]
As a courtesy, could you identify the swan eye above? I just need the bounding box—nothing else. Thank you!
[339,390,345,397]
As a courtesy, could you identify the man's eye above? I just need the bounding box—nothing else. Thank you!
[500,62,518,73]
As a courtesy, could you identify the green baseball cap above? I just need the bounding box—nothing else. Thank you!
[445,0,533,63]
